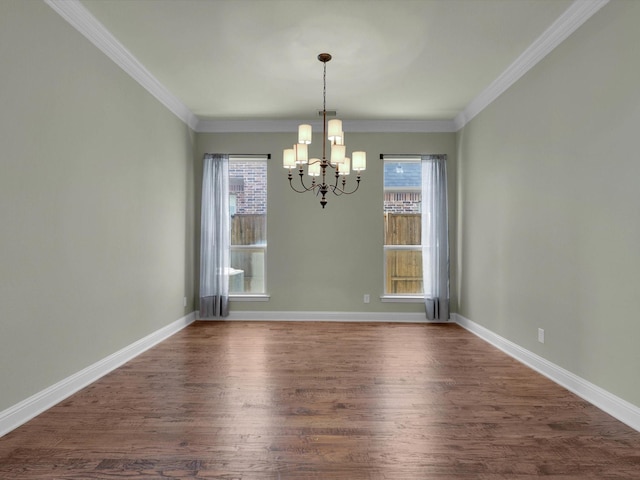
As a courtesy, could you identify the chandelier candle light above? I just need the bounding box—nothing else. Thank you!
[283,53,366,208]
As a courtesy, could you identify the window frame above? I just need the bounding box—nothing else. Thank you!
[228,154,270,301]
[381,155,424,301]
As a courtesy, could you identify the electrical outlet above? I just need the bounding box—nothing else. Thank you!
[538,328,545,344]
[183,296,187,307]
[364,294,370,304]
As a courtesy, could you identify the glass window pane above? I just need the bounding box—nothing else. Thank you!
[383,157,423,295]
[384,160,422,246]
[229,157,267,294]
[384,213,421,245]
[230,248,265,294]
[385,249,423,294]
[384,163,421,205]
[231,214,266,246]
[229,160,267,216]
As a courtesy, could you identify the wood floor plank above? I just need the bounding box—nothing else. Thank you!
[1,321,639,479]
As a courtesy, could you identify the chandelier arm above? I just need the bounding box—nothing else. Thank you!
[326,170,342,195]
[329,175,362,195]
[330,186,345,196]
[288,181,318,194]
[288,171,319,194]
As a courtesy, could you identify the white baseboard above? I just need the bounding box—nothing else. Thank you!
[0,312,196,438]
[453,313,640,433]
[198,310,447,323]
[11,312,633,438]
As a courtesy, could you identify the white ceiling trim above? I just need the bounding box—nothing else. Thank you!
[44,0,199,131]
[45,0,608,134]
[347,119,457,133]
[454,0,609,130]
[196,119,457,134]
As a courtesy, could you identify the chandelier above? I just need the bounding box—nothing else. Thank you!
[283,53,366,208]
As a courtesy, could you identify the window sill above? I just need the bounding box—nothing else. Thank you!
[229,294,270,302]
[380,295,424,303]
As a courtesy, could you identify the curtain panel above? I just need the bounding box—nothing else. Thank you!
[421,155,449,320]
[199,154,231,318]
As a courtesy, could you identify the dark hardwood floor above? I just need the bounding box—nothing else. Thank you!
[1,321,639,479]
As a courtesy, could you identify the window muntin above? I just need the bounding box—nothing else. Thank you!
[229,156,267,295]
[383,157,423,296]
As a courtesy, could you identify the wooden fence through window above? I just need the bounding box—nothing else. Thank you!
[231,214,266,246]
[384,213,423,294]
[230,214,266,292]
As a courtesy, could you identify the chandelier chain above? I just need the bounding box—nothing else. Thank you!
[323,61,327,113]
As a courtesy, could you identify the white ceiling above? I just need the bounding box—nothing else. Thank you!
[58,0,605,130]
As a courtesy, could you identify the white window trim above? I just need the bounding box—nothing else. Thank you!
[383,155,423,296]
[380,295,423,303]
[229,294,271,302]
[229,154,268,296]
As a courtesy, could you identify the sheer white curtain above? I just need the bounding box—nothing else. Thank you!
[200,154,230,318]
[421,155,449,320]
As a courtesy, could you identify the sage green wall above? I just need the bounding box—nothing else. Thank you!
[196,132,456,313]
[0,1,195,411]
[456,0,640,406]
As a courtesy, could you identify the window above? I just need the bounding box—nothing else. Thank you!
[229,155,267,295]
[383,156,423,296]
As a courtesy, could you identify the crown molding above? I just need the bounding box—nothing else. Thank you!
[195,118,457,134]
[45,0,608,135]
[44,0,199,131]
[345,119,457,133]
[196,119,307,134]
[454,0,609,130]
